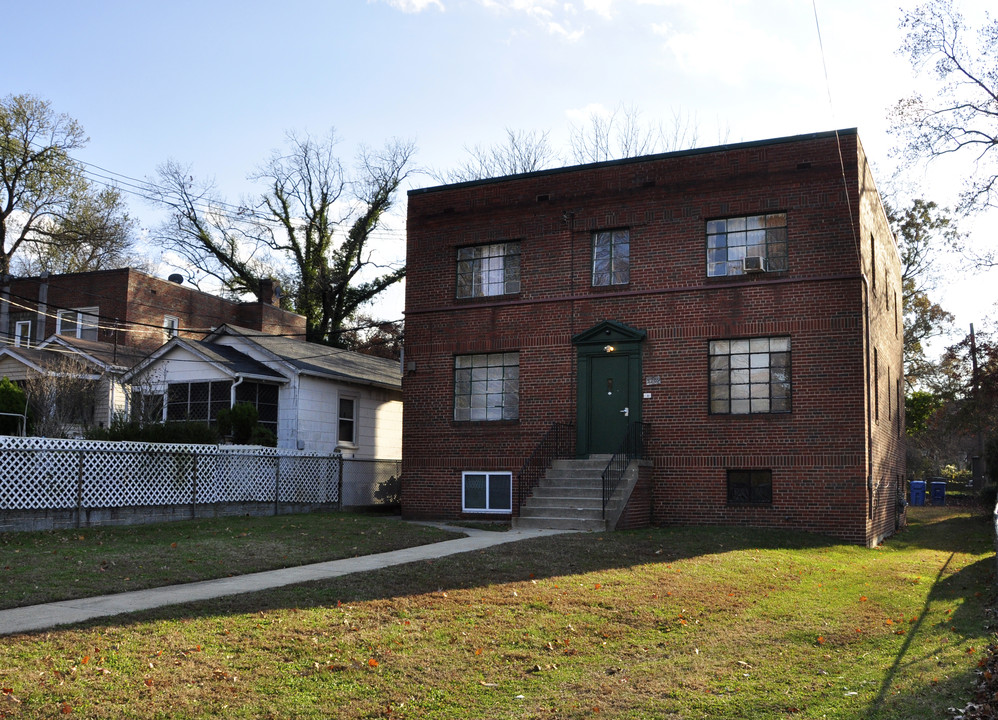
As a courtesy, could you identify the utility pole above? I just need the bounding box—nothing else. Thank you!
[970,323,985,490]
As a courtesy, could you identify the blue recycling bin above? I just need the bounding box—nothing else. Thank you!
[909,480,926,506]
[930,481,946,506]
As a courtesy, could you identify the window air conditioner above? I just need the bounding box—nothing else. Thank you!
[743,256,765,273]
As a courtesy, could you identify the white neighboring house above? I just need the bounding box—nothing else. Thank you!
[0,335,146,436]
[122,325,403,460]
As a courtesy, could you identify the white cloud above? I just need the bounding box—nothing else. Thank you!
[381,0,445,12]
[583,0,614,19]
[649,1,817,88]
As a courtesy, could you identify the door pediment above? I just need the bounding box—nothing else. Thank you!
[572,320,647,349]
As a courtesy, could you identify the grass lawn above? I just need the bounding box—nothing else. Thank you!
[0,513,463,609]
[0,506,994,719]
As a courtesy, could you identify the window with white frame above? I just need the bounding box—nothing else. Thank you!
[13,320,31,347]
[337,396,356,445]
[166,380,232,423]
[456,242,520,298]
[709,337,791,414]
[592,229,630,286]
[462,471,512,513]
[454,352,519,421]
[164,315,179,340]
[56,307,99,341]
[706,213,787,277]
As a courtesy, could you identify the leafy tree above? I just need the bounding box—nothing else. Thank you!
[154,131,415,345]
[891,1,998,214]
[0,93,136,277]
[887,199,958,386]
[0,376,29,435]
[335,314,404,360]
[905,389,943,436]
[12,186,141,275]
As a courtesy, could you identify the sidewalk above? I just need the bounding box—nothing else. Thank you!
[0,525,569,636]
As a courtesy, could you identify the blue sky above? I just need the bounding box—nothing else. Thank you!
[6,0,995,336]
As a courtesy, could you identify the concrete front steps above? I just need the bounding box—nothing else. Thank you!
[513,456,613,532]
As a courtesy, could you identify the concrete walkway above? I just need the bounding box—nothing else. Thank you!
[0,525,569,636]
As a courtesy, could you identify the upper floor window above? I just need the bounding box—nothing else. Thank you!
[164,315,179,340]
[56,307,99,341]
[706,213,787,277]
[13,320,31,347]
[456,242,520,298]
[709,337,791,415]
[454,352,519,421]
[592,229,630,286]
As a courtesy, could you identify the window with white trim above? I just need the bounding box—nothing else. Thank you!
[456,242,520,298]
[164,315,179,340]
[592,229,629,286]
[462,471,512,513]
[13,320,31,347]
[337,396,356,445]
[56,307,99,341]
[167,380,231,423]
[454,352,519,421]
[706,213,787,277]
[709,337,791,414]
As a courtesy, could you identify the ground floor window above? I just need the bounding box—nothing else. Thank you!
[235,381,279,434]
[727,469,773,505]
[167,380,232,423]
[462,471,512,513]
[131,391,165,424]
[337,396,356,445]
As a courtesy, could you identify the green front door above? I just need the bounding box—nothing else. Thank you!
[588,354,631,454]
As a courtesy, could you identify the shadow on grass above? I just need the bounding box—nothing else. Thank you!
[864,552,994,719]
[891,506,994,555]
[57,522,844,631]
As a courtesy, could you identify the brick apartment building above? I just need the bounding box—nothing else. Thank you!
[402,129,905,547]
[0,268,305,352]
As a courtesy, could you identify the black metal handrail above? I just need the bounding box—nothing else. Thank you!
[602,422,647,518]
[516,422,575,510]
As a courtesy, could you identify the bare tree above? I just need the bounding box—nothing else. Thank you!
[22,356,100,438]
[890,0,998,214]
[432,128,560,183]
[153,131,416,345]
[569,104,702,164]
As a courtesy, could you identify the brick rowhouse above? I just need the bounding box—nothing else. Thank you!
[402,129,904,546]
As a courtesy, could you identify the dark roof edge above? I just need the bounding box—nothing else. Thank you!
[408,128,860,197]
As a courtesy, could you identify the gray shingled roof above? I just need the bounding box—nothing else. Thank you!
[212,326,401,390]
[185,340,287,380]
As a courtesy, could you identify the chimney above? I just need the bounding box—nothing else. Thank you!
[259,278,281,307]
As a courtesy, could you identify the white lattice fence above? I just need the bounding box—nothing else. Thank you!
[0,437,341,510]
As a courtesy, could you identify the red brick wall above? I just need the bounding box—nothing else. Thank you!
[3,269,306,352]
[402,130,904,546]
